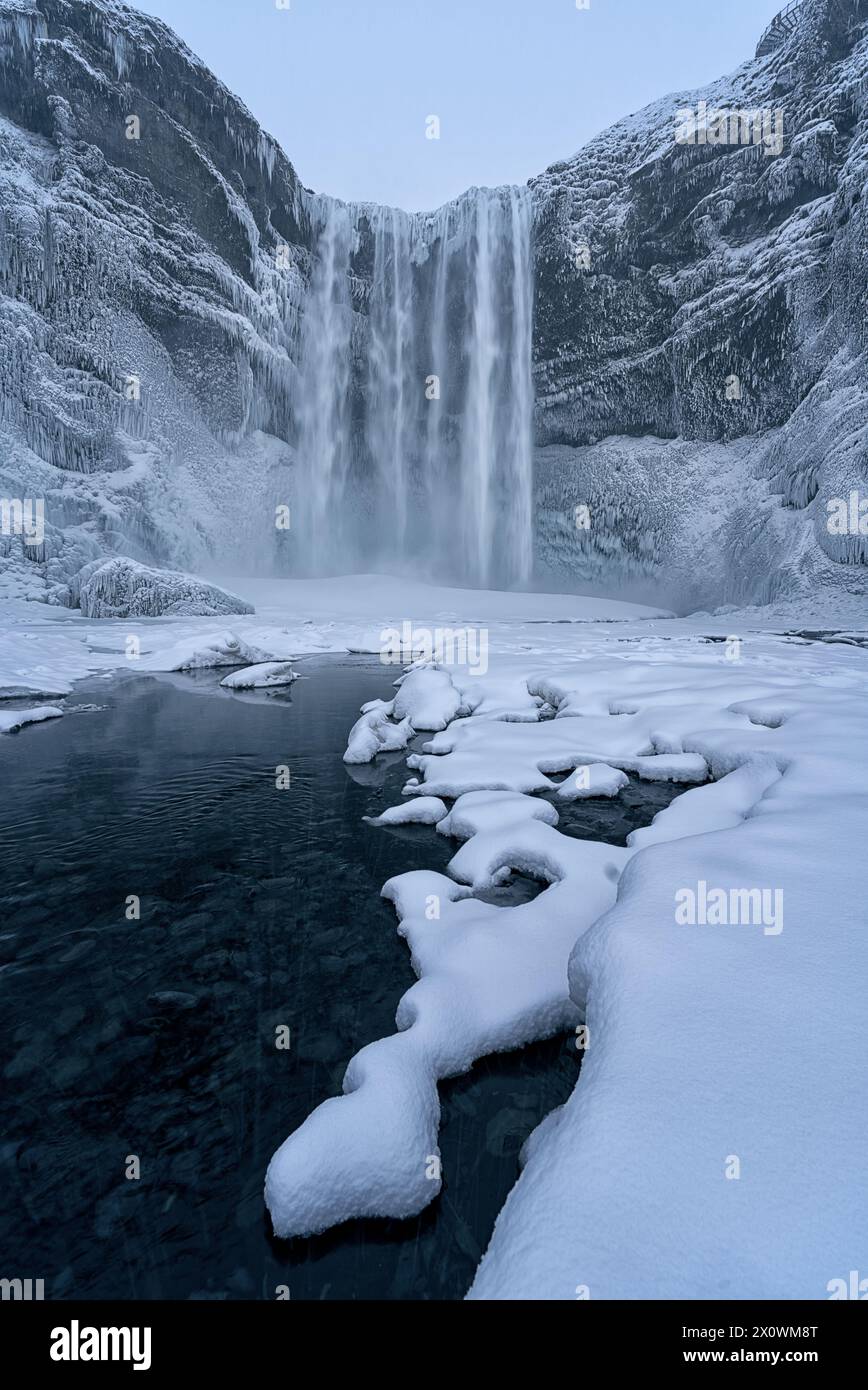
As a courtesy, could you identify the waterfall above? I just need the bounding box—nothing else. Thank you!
[293,185,534,588]
[422,200,451,544]
[293,197,355,571]
[506,187,534,585]
[461,191,498,586]
[367,205,414,557]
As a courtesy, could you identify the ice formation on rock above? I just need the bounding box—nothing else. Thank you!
[76,558,253,618]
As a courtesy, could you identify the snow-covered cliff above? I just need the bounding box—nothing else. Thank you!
[0,0,310,605]
[0,0,865,612]
[530,0,868,609]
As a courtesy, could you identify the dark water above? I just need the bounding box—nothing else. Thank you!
[0,658,676,1301]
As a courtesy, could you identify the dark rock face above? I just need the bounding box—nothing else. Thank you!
[0,0,865,611]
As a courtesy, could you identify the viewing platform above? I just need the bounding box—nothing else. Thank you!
[756,1,804,57]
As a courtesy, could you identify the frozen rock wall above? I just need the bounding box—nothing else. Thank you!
[0,0,865,611]
[530,0,867,608]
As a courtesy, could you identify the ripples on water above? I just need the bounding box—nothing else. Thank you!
[0,658,677,1300]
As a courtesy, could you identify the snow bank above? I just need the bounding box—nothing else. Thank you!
[0,623,92,699]
[0,704,63,733]
[77,558,254,619]
[342,666,466,763]
[266,627,868,1301]
[466,662,868,1297]
[264,792,611,1235]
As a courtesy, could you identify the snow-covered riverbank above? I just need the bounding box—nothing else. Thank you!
[2,575,866,1299]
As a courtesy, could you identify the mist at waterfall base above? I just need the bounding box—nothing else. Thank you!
[292,187,534,592]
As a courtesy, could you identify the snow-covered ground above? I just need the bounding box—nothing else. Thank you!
[2,570,863,704]
[2,573,866,1299]
[0,574,672,705]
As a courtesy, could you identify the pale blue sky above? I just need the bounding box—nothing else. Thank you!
[139,0,784,210]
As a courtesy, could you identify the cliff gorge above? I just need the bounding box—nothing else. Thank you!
[0,0,865,612]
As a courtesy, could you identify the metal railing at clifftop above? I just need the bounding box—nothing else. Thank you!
[755,0,804,57]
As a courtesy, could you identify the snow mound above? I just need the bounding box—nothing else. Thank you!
[342,666,465,763]
[363,798,449,827]
[77,559,254,619]
[555,763,630,800]
[219,661,299,689]
[626,761,781,852]
[392,666,463,732]
[437,789,560,839]
[139,631,273,672]
[343,702,413,763]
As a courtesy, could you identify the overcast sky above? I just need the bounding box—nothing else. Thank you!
[139,0,784,211]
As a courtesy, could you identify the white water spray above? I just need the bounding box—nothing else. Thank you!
[294,186,534,587]
[294,198,355,570]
